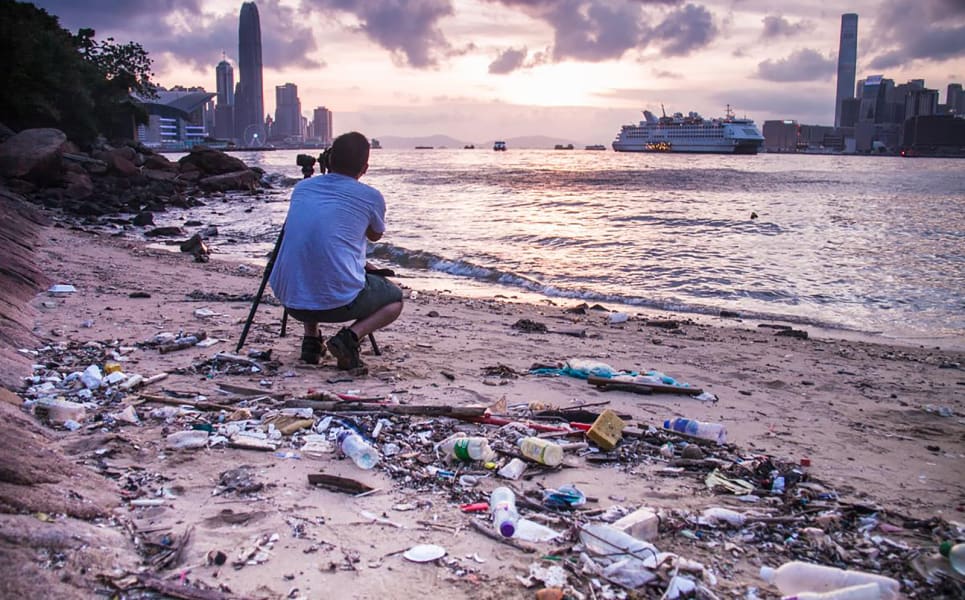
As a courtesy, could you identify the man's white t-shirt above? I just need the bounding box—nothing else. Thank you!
[269,173,386,311]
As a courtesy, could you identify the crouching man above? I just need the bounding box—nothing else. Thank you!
[269,131,403,370]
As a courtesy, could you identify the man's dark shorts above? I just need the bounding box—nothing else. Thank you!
[286,274,403,324]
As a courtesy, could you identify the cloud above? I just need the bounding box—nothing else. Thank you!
[304,0,454,68]
[761,15,811,39]
[33,0,321,73]
[755,48,835,82]
[866,0,965,69]
[713,87,833,124]
[489,47,528,74]
[652,69,683,79]
[486,0,715,63]
[649,3,717,56]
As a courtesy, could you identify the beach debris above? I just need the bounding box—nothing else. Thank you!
[308,473,375,495]
[586,408,626,450]
[512,318,548,333]
[402,544,446,563]
[47,283,76,295]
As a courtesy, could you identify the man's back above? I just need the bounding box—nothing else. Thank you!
[269,173,386,311]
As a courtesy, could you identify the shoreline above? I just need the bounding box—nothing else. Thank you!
[8,219,964,598]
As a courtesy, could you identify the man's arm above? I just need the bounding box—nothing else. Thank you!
[366,227,383,242]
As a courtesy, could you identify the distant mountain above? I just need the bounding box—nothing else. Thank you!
[375,135,471,149]
[372,134,601,150]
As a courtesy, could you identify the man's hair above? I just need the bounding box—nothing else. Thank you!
[328,131,370,176]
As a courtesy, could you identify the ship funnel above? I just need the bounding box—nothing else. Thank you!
[643,110,658,124]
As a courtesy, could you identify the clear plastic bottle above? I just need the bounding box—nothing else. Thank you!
[490,486,519,537]
[518,437,563,466]
[782,582,884,600]
[337,430,379,469]
[436,434,495,462]
[579,523,658,562]
[663,417,727,444]
[940,541,965,576]
[759,561,900,599]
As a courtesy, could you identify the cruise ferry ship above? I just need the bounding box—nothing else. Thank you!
[612,106,764,154]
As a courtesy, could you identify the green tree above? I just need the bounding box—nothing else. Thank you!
[0,0,156,143]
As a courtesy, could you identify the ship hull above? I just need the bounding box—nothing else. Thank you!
[612,141,761,154]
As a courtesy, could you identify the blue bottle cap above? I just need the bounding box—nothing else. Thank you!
[499,522,516,537]
[663,419,671,429]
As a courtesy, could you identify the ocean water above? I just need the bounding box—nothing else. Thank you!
[157,149,965,348]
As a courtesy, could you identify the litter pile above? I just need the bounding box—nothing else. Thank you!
[16,341,965,599]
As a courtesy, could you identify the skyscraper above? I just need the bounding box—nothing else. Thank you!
[234,2,264,146]
[214,56,235,139]
[313,106,333,145]
[274,83,302,139]
[215,56,234,107]
[834,13,858,129]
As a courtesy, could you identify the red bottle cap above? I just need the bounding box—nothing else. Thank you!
[800,457,811,467]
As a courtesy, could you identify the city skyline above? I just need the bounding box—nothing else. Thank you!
[31,0,965,143]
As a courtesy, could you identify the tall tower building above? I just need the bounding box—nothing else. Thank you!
[215,56,234,106]
[235,2,264,145]
[273,83,302,139]
[313,106,333,145]
[834,13,858,129]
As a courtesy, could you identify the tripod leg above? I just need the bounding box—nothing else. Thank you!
[281,309,289,337]
[368,333,381,356]
[236,228,285,352]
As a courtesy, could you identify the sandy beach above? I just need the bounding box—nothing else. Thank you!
[3,216,963,599]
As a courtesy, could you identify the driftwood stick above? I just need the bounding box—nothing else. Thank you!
[283,398,487,419]
[137,393,239,412]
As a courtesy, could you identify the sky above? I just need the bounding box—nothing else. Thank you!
[31,0,965,144]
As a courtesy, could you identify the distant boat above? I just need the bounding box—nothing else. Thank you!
[554,144,575,150]
[493,140,507,151]
[464,144,475,149]
[370,138,382,149]
[585,144,606,151]
[612,105,764,154]
[415,145,433,150]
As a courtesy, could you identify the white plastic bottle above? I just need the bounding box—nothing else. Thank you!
[579,522,658,562]
[436,434,495,462]
[490,487,519,537]
[663,417,727,444]
[518,437,563,466]
[781,582,884,600]
[337,430,379,469]
[759,561,900,599]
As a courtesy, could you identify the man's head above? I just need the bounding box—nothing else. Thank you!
[328,131,370,178]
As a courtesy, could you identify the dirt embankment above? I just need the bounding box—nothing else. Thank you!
[0,186,132,599]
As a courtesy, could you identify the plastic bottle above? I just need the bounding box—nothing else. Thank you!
[939,541,965,576]
[490,486,519,537]
[663,417,727,444]
[337,430,379,469]
[518,437,563,467]
[166,430,209,449]
[579,523,658,562]
[436,434,495,462]
[781,582,884,600]
[759,561,900,599]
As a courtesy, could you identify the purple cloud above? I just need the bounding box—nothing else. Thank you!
[755,48,835,82]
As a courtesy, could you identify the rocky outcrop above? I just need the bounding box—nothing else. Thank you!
[0,129,263,219]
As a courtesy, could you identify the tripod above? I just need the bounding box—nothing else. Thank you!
[235,155,381,356]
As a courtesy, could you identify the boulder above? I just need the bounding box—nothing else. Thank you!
[62,170,93,200]
[132,211,154,226]
[142,168,178,182]
[199,169,259,192]
[177,146,247,175]
[107,153,138,177]
[0,128,67,184]
[143,153,176,171]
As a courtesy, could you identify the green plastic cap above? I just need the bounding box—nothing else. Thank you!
[940,540,953,557]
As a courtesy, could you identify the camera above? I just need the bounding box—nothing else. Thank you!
[295,148,333,179]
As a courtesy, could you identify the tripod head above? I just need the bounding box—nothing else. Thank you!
[295,148,333,179]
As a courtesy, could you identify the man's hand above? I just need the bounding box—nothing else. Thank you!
[365,263,395,277]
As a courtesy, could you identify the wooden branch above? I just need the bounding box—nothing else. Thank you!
[137,393,238,412]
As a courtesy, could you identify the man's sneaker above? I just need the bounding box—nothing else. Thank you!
[300,336,325,364]
[326,328,363,370]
